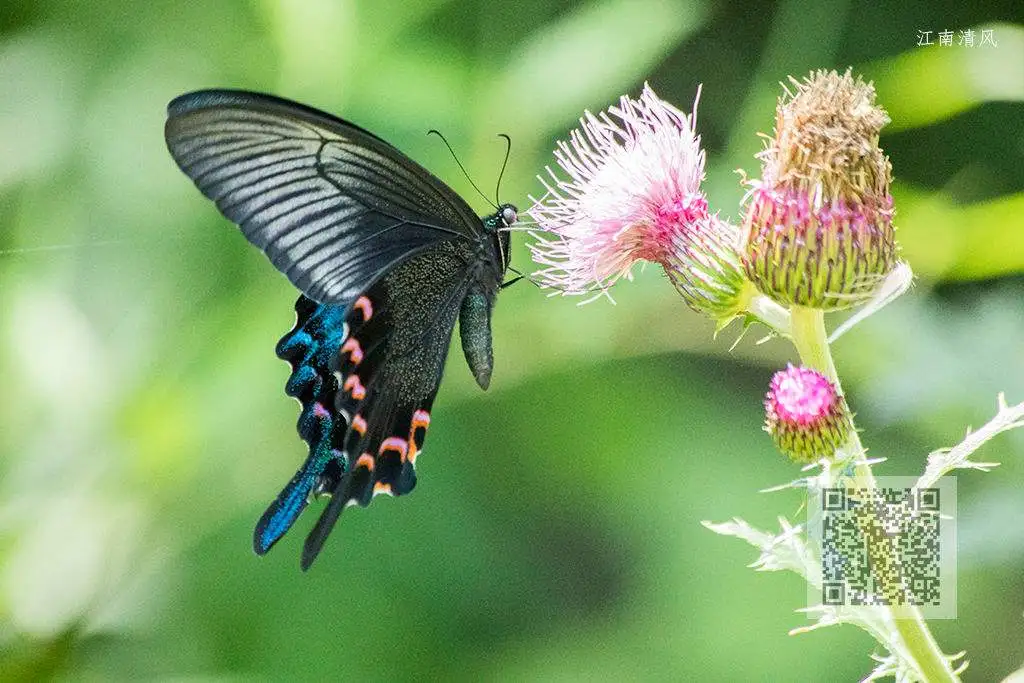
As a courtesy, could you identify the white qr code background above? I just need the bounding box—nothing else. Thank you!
[808,476,957,619]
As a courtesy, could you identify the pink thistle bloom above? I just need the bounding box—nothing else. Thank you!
[764,364,852,464]
[528,84,745,317]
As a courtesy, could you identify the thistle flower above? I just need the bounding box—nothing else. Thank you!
[764,364,851,464]
[742,69,899,310]
[528,84,747,320]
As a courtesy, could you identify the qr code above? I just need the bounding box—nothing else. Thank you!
[809,476,956,619]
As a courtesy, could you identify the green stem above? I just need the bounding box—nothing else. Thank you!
[735,279,792,337]
[747,292,792,337]
[789,305,958,683]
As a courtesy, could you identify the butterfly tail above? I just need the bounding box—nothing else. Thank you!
[254,463,319,555]
[300,391,435,570]
[299,386,388,570]
[300,463,373,570]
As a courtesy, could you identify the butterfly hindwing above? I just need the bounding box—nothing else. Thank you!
[300,242,483,568]
[255,241,485,568]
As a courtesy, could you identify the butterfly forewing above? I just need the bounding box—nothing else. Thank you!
[164,90,484,305]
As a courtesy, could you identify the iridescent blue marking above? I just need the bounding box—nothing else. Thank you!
[255,469,318,554]
[254,300,350,555]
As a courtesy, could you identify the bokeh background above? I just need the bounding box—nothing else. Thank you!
[1,0,1022,680]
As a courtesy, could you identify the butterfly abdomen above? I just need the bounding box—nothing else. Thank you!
[459,289,495,390]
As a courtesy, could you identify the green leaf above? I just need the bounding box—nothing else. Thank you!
[487,0,708,138]
[896,186,1024,281]
[868,23,1024,133]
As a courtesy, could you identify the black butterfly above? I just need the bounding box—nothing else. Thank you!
[164,90,517,569]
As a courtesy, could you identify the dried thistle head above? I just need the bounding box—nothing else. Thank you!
[742,69,899,310]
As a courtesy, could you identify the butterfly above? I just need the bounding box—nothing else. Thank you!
[164,90,517,569]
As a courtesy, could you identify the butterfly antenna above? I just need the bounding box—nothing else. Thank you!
[428,129,497,210]
[495,133,511,206]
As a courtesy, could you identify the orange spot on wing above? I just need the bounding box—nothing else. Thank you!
[411,410,431,431]
[373,482,393,496]
[379,437,409,461]
[355,453,375,471]
[351,414,367,435]
[408,410,431,465]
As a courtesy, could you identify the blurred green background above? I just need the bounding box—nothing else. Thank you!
[1,0,1022,680]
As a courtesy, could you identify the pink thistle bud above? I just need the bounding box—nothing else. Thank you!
[528,84,747,319]
[742,70,900,310]
[764,364,852,464]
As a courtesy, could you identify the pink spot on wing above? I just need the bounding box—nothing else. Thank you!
[379,437,409,461]
[409,409,431,463]
[354,296,373,321]
[343,374,366,400]
[341,337,364,364]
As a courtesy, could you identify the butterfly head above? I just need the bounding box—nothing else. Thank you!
[483,203,517,275]
[499,204,518,229]
[484,203,517,232]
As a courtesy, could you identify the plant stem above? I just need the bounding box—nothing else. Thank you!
[746,292,792,337]
[789,305,958,683]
